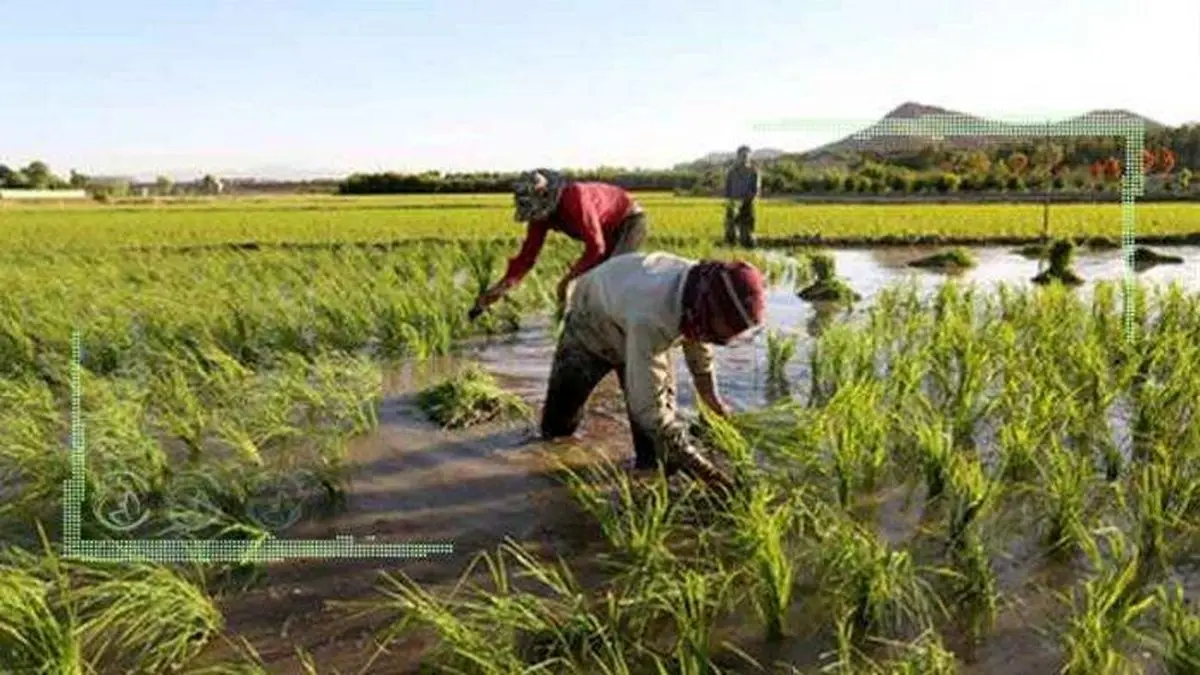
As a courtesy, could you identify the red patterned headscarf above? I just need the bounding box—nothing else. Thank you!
[680,260,766,343]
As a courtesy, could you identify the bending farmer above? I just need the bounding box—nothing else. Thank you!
[541,251,766,492]
[724,145,760,248]
[475,169,648,313]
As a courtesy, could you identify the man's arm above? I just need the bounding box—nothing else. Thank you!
[683,339,728,416]
[624,328,682,443]
[499,221,549,287]
[628,330,736,491]
[749,167,761,199]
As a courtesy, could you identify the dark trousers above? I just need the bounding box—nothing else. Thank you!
[540,312,738,492]
[539,322,660,468]
[608,211,648,258]
[724,199,756,248]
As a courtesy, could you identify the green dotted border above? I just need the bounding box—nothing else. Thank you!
[753,113,1143,339]
[62,330,455,563]
[64,114,1145,560]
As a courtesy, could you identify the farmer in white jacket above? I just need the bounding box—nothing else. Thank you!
[540,251,767,491]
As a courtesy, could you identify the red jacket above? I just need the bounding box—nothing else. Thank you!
[499,182,638,287]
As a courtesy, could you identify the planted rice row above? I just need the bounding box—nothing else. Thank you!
[1,198,1198,249]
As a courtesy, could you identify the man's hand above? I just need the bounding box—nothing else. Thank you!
[476,282,508,309]
[694,373,730,418]
[703,394,731,418]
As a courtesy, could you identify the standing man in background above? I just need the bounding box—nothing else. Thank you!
[724,145,760,248]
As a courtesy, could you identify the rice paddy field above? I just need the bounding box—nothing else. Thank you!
[3,193,1200,249]
[2,193,1200,674]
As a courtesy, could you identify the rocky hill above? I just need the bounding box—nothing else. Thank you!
[684,102,1166,168]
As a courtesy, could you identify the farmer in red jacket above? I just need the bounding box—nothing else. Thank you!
[473,169,648,314]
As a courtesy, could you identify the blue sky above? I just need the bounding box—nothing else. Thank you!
[1,0,1197,180]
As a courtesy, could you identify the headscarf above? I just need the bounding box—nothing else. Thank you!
[679,260,766,343]
[512,169,567,222]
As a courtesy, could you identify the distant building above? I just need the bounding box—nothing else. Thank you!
[0,189,88,200]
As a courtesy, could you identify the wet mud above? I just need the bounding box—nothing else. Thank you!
[195,246,1200,673]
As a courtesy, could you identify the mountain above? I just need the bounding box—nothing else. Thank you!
[785,102,985,165]
[674,148,785,170]
[1063,109,1165,130]
[683,102,1168,167]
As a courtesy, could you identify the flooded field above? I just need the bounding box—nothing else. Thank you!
[191,245,1200,673]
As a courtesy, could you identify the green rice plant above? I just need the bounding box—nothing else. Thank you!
[944,534,998,646]
[859,630,960,674]
[366,566,552,673]
[363,537,673,674]
[820,609,869,675]
[765,328,798,391]
[994,374,1060,485]
[1057,530,1157,675]
[943,453,1000,554]
[1032,238,1085,286]
[815,518,942,643]
[1128,332,1200,462]
[822,381,890,509]
[906,415,955,501]
[646,565,738,675]
[906,247,978,271]
[560,457,685,580]
[415,363,532,429]
[462,240,503,296]
[695,405,757,479]
[0,528,223,674]
[725,482,801,642]
[1147,583,1200,674]
[1036,438,1098,559]
[797,251,861,304]
[809,251,837,282]
[1123,446,1200,573]
[923,297,1000,452]
[808,325,875,409]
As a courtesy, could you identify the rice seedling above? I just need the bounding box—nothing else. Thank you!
[415,363,532,429]
[822,381,890,509]
[1132,245,1185,269]
[559,457,687,581]
[906,247,978,271]
[905,415,955,502]
[1036,439,1098,559]
[851,630,960,674]
[1032,238,1085,286]
[815,518,942,643]
[765,328,799,394]
[0,527,223,674]
[1123,445,1200,573]
[796,251,862,304]
[1147,582,1200,675]
[724,482,802,642]
[1056,529,1157,675]
[648,565,740,674]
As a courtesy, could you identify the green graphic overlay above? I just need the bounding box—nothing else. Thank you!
[753,113,1144,339]
[63,330,454,563]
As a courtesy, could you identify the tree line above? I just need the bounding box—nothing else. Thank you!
[6,123,1199,198]
[338,126,1200,197]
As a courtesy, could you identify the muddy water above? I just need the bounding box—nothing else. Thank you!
[205,245,1198,673]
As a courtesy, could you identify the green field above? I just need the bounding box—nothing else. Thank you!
[2,196,1200,673]
[3,194,1200,249]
